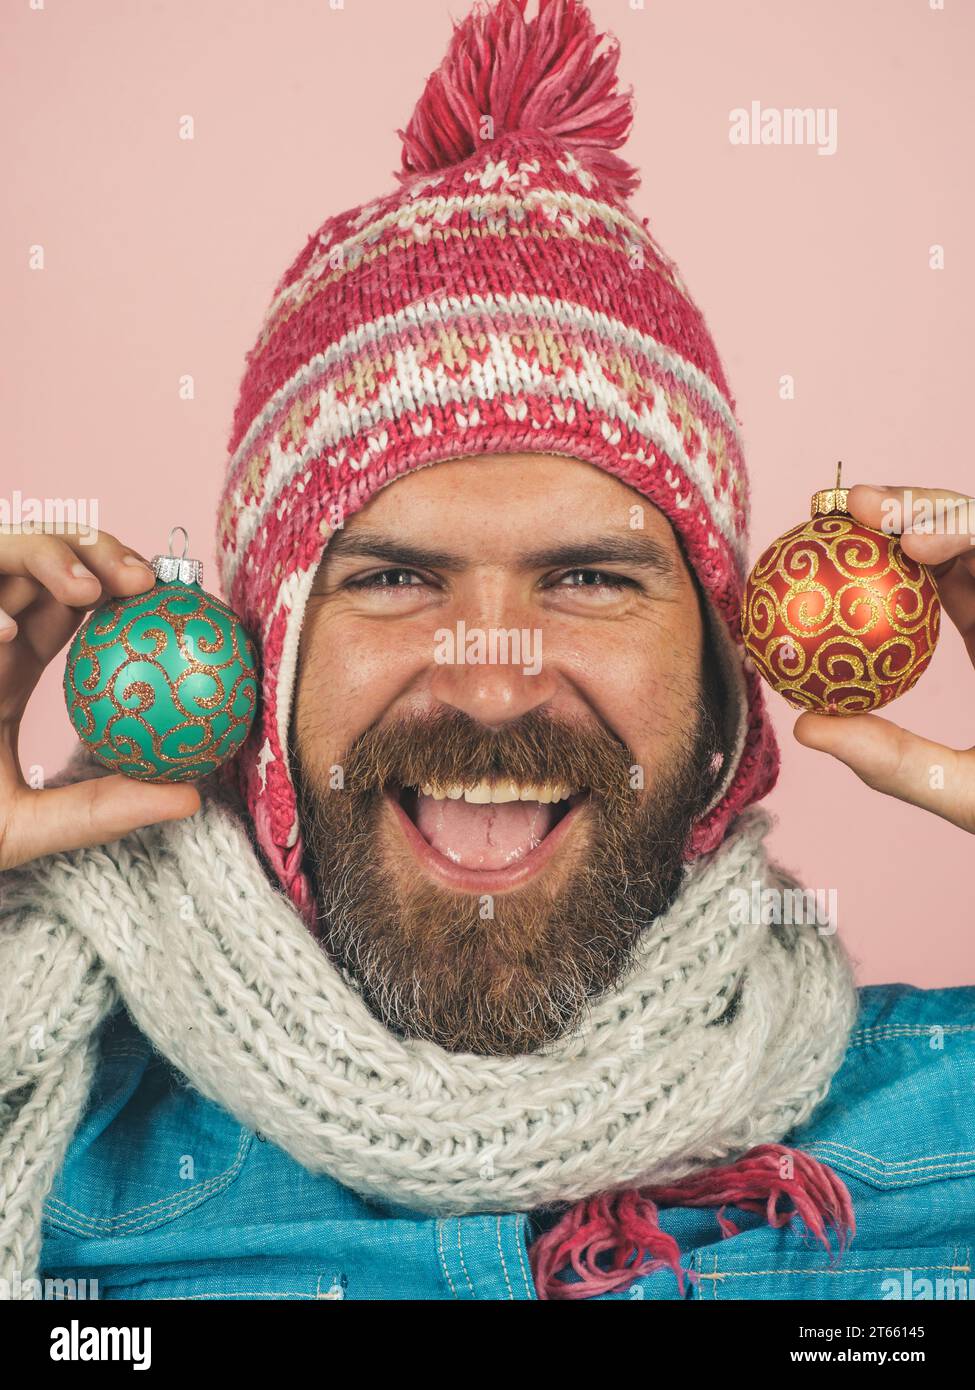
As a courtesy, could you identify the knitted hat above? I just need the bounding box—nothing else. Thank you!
[215,0,779,925]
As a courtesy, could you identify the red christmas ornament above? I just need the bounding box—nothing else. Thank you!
[741,465,941,714]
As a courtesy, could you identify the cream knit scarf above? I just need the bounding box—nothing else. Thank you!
[0,750,858,1298]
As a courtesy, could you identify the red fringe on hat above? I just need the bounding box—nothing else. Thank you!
[529,1144,856,1299]
[396,0,640,199]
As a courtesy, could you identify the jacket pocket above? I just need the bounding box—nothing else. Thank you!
[42,1016,253,1239]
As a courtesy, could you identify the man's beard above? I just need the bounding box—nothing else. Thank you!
[292,691,724,1057]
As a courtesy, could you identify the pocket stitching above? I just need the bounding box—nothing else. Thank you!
[848,1024,975,1046]
[44,1129,254,1236]
[436,1219,460,1300]
[702,1249,966,1300]
[805,1139,975,1185]
[455,1219,476,1297]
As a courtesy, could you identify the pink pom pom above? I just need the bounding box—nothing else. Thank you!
[396,0,639,200]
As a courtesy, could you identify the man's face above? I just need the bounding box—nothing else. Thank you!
[291,454,723,1054]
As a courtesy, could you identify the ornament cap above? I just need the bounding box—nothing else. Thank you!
[151,525,203,585]
[810,461,849,518]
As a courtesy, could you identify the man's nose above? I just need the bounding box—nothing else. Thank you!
[428,631,558,728]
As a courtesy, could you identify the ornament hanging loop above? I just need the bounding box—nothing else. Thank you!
[151,526,204,585]
[810,460,850,518]
[168,525,190,561]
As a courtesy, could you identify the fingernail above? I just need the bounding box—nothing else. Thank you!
[0,606,15,634]
[121,554,154,572]
[70,561,97,580]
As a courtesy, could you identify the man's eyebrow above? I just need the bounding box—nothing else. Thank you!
[520,535,677,576]
[318,530,677,577]
[320,532,468,572]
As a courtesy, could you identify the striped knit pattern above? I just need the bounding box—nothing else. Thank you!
[215,104,778,924]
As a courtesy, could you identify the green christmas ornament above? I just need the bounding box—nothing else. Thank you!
[63,527,259,782]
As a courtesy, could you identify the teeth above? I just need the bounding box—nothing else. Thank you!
[412,779,579,804]
[490,781,521,804]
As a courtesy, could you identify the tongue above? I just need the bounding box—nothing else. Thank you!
[413,794,556,868]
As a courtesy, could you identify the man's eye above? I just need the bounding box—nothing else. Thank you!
[345,568,428,591]
[554,569,636,592]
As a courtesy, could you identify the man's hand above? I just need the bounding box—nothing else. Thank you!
[794,484,975,834]
[0,526,201,872]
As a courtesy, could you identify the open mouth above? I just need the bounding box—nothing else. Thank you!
[383,780,590,892]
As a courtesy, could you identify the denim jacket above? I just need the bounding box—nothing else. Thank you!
[39,982,975,1300]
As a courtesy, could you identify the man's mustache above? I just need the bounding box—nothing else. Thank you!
[323,707,641,811]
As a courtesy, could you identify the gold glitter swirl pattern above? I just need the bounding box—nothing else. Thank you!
[741,516,941,714]
[64,582,259,781]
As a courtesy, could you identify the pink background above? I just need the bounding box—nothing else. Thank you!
[3,0,971,985]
